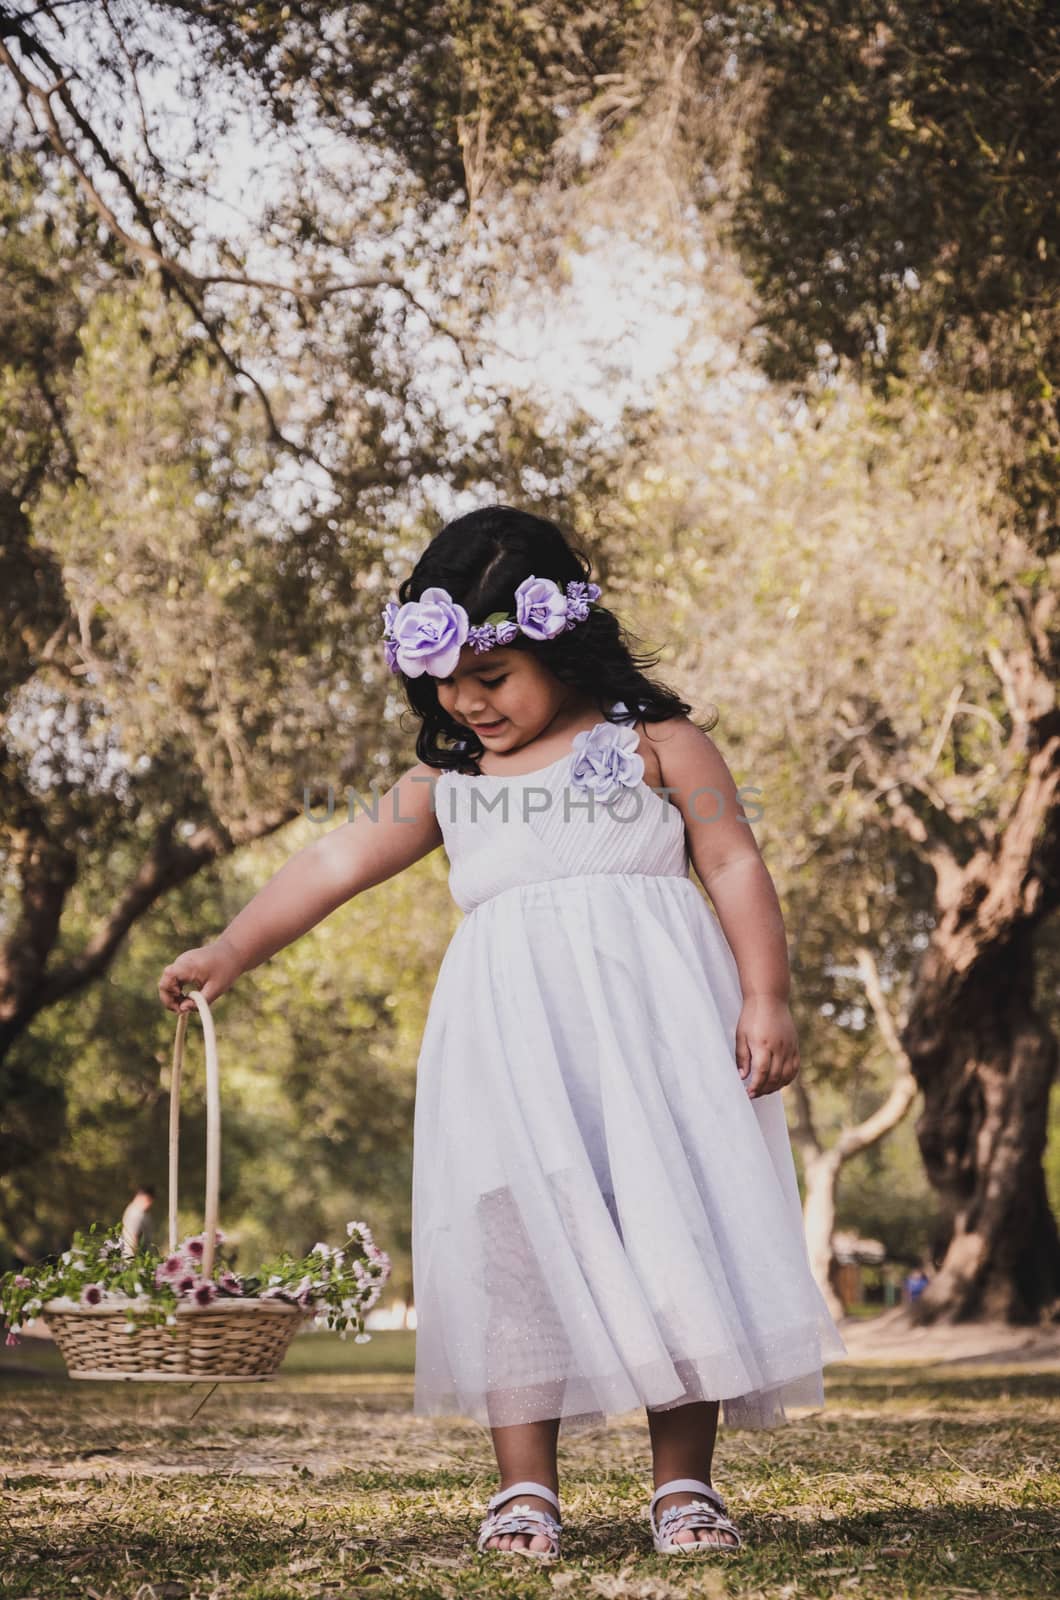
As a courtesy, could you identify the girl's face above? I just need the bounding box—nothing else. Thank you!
[435,645,585,752]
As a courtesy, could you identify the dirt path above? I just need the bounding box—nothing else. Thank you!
[837,1306,1060,1365]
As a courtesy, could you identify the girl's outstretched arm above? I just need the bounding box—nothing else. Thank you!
[651,718,799,1099]
[159,763,443,1011]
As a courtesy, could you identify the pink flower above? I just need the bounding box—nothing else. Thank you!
[5,1330,20,1347]
[155,1253,187,1285]
[218,1272,243,1296]
[191,1282,216,1307]
[175,1274,198,1296]
[80,1283,105,1307]
[179,1230,224,1260]
[13,1274,31,1289]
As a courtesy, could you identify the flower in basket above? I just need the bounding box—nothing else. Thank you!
[0,1217,393,1348]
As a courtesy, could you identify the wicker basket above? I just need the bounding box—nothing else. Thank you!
[44,990,309,1381]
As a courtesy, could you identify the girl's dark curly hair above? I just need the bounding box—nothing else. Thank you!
[393,505,717,774]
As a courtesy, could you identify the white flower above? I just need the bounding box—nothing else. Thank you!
[123,1321,137,1333]
[311,1242,332,1258]
[166,1314,177,1326]
[61,1251,72,1265]
[354,1332,371,1344]
[131,1282,143,1295]
[268,1274,283,1285]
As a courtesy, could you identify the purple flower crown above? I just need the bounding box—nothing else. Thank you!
[381,575,602,678]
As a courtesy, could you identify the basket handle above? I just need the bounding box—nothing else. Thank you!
[168,990,221,1280]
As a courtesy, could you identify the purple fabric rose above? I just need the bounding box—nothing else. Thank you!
[570,721,644,801]
[391,586,470,677]
[514,576,570,641]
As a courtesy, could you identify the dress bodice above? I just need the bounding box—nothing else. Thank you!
[434,705,689,913]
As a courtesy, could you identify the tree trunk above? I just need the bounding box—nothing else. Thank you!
[905,926,1060,1323]
[801,1147,845,1323]
[789,945,920,1319]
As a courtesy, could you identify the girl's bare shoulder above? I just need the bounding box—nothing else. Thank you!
[632,714,731,795]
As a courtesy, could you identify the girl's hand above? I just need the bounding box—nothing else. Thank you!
[735,995,800,1099]
[158,936,244,1014]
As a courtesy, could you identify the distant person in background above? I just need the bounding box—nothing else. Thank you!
[120,1185,156,1258]
[904,1266,930,1305]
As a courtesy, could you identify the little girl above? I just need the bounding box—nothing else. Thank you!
[160,505,846,1561]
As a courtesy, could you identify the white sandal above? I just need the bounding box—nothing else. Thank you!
[475,1480,562,1562]
[649,1477,743,1554]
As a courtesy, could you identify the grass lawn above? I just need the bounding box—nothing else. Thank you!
[1,1331,1056,1598]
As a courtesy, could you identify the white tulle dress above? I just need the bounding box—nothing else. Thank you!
[410,703,847,1432]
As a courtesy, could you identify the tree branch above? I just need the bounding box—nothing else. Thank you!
[0,801,303,1054]
[834,946,919,1161]
[0,21,471,470]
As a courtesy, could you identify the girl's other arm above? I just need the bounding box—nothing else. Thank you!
[159,763,443,1011]
[651,718,799,1097]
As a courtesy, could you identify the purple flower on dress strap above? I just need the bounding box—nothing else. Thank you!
[570,720,644,801]
[391,586,470,677]
[514,575,570,641]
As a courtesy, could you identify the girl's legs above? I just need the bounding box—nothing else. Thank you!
[484,1418,561,1552]
[647,1399,738,1547]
